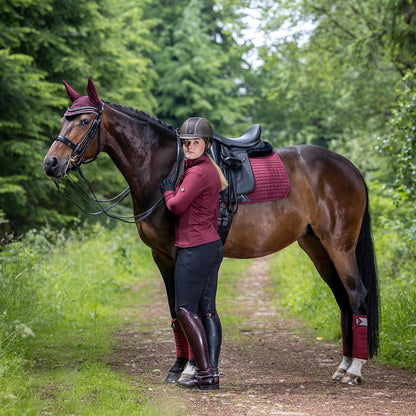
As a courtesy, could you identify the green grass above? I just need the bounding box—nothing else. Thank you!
[3,364,163,416]
[0,221,253,415]
[216,257,253,340]
[268,245,340,341]
[375,221,416,367]
[0,222,166,415]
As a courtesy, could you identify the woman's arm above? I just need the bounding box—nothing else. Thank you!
[163,171,204,215]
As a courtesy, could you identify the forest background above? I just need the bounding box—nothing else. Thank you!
[1,0,416,236]
[0,0,415,408]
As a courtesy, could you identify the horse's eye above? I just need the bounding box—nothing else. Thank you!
[80,119,90,126]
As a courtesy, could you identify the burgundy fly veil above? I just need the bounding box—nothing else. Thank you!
[63,78,103,117]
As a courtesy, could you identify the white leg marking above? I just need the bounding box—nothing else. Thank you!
[331,356,352,382]
[346,357,366,378]
[178,360,196,381]
[340,358,367,385]
[339,355,353,371]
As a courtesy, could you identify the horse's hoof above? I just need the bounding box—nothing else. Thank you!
[164,370,182,384]
[178,373,192,382]
[331,368,347,382]
[341,372,362,385]
[164,357,188,384]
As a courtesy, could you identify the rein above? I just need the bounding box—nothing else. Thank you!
[52,106,182,223]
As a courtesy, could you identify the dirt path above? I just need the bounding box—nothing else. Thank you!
[109,257,416,416]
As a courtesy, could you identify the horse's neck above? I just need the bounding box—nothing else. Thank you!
[101,111,177,210]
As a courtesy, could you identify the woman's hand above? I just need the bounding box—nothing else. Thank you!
[160,178,175,193]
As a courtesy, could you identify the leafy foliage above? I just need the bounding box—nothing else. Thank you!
[248,0,403,158]
[381,71,416,204]
[145,0,254,133]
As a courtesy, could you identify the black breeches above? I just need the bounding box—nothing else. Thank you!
[174,239,223,315]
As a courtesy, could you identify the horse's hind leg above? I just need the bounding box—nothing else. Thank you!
[322,247,370,384]
[298,231,358,383]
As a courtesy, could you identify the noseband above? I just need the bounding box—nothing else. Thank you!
[53,103,103,169]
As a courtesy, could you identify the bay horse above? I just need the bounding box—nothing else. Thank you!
[43,79,378,385]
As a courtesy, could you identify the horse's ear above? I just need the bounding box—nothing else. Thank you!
[63,80,81,102]
[87,78,101,107]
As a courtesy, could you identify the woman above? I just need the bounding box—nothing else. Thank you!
[160,117,227,390]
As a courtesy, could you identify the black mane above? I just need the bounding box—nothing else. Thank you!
[105,101,176,136]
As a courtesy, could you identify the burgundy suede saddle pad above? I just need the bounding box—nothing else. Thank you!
[241,152,290,204]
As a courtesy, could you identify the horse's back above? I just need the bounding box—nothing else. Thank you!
[224,145,366,258]
[276,144,363,184]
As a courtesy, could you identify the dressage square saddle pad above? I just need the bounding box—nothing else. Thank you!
[242,152,291,204]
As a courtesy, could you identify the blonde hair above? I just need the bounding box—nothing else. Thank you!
[208,155,228,191]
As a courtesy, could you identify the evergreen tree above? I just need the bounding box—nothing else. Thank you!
[0,0,158,236]
[146,0,253,134]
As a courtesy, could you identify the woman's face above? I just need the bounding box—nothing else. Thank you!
[182,138,206,160]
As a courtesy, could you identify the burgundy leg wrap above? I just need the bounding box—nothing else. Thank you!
[188,345,195,361]
[172,318,189,359]
[352,314,368,360]
[341,316,352,357]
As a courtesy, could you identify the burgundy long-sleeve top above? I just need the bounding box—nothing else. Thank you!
[163,154,221,248]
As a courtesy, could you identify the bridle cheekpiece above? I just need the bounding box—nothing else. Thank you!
[53,101,103,170]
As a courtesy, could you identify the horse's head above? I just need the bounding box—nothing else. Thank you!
[43,78,104,178]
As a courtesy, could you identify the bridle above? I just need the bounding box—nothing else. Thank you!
[51,103,182,223]
[53,103,103,169]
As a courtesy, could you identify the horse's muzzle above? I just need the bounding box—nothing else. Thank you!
[43,154,69,178]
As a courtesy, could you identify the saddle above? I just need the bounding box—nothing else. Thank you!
[210,124,274,244]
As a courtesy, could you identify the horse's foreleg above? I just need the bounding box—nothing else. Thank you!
[151,249,190,383]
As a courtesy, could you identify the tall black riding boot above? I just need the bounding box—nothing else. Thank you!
[176,307,219,390]
[202,312,222,374]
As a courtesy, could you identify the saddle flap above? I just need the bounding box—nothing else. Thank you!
[230,149,255,195]
[210,142,255,195]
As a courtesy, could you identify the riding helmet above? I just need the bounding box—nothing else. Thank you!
[179,117,213,143]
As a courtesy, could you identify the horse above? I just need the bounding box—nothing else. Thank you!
[43,79,379,386]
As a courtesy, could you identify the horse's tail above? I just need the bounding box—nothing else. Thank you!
[356,177,379,357]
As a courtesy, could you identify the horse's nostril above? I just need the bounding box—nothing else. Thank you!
[50,156,58,168]
[44,155,59,176]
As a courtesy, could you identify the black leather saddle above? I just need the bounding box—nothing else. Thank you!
[210,124,273,244]
[211,124,273,196]
[214,124,261,148]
